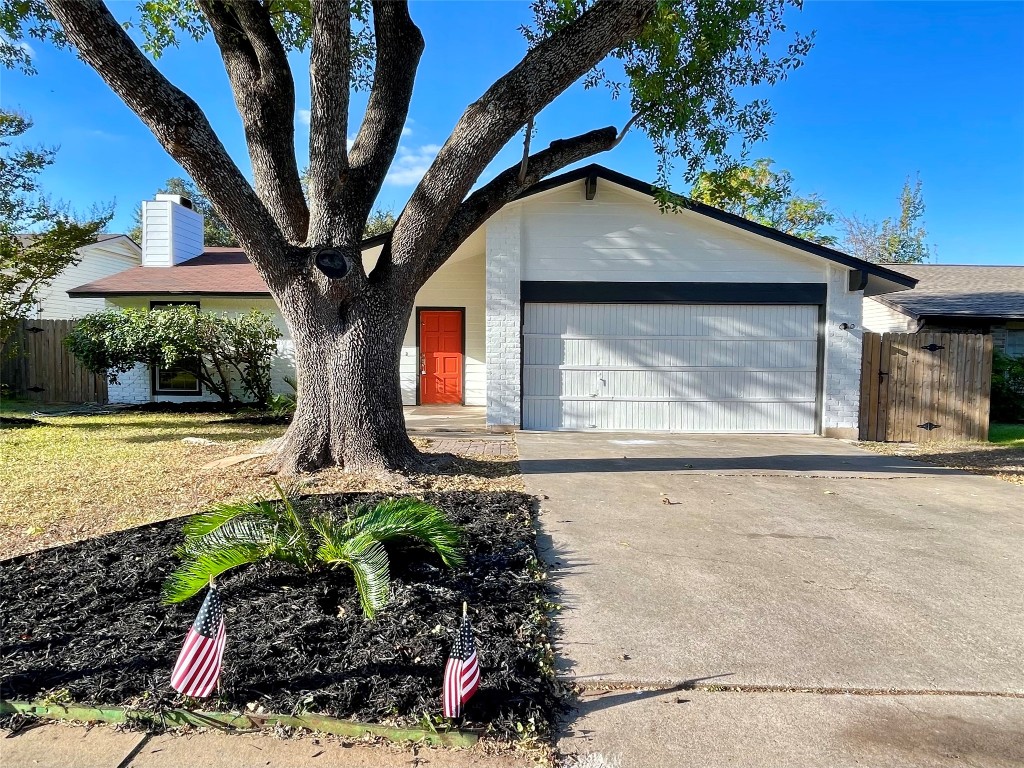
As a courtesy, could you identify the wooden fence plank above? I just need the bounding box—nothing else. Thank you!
[861,331,991,444]
[0,319,107,404]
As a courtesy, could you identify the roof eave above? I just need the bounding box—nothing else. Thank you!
[515,163,919,295]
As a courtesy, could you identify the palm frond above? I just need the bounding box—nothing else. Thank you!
[343,498,464,567]
[181,498,278,539]
[314,516,391,619]
[162,541,266,604]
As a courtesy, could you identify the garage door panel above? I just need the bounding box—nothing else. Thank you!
[522,303,820,433]
[526,338,818,369]
[553,399,819,432]
[544,369,820,400]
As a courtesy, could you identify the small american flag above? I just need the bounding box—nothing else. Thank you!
[170,584,226,698]
[443,608,480,718]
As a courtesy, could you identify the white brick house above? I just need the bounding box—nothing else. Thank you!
[69,166,916,438]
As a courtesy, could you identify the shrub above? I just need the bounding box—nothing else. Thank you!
[991,350,1024,424]
[162,484,463,619]
[65,306,281,406]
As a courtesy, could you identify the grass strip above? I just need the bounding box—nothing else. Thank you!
[0,699,479,747]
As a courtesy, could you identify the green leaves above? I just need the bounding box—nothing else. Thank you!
[314,518,391,619]
[526,0,813,185]
[342,498,464,568]
[163,488,465,620]
[0,109,112,346]
[64,305,281,405]
[689,158,837,245]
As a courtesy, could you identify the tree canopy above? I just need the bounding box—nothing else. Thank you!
[689,158,836,245]
[0,109,111,345]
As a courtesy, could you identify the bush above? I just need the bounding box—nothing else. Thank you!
[65,306,281,406]
[163,484,464,619]
[991,350,1024,424]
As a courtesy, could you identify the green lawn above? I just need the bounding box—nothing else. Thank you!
[1,401,287,558]
[1,401,522,559]
[989,423,1024,446]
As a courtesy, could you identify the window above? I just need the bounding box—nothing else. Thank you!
[150,301,202,396]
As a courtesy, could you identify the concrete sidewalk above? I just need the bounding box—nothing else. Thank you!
[0,724,526,768]
[519,432,1024,767]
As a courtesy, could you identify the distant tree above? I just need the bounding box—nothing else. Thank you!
[840,175,930,264]
[689,158,836,245]
[129,176,237,247]
[0,109,112,345]
[363,207,396,238]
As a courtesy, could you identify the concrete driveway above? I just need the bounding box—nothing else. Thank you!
[518,432,1024,767]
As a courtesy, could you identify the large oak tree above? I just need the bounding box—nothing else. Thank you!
[10,0,810,474]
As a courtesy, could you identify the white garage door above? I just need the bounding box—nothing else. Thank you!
[522,303,820,432]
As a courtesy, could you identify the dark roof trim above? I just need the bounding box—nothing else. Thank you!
[522,281,827,305]
[69,289,272,298]
[514,163,918,295]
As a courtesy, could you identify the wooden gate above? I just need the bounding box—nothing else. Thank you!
[1,319,108,404]
[859,332,992,442]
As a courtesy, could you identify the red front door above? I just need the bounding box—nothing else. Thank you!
[419,310,463,404]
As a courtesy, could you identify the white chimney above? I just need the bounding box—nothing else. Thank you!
[141,194,204,267]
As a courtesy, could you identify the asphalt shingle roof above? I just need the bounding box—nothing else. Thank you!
[67,248,270,296]
[875,265,1024,319]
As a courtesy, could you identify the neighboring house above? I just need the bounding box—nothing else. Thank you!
[68,165,916,438]
[19,233,141,319]
[862,265,1024,357]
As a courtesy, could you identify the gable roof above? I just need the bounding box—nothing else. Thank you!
[69,164,916,299]
[517,164,917,297]
[870,264,1024,320]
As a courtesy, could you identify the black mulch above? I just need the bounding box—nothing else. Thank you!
[0,492,560,737]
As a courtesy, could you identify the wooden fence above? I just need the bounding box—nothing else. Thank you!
[859,331,992,442]
[1,319,108,404]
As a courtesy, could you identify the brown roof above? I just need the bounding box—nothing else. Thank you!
[68,248,271,297]
[873,265,1024,320]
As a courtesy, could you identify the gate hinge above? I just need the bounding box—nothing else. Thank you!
[920,343,945,352]
[918,422,941,431]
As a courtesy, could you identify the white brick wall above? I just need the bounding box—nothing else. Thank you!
[822,264,864,436]
[484,208,523,428]
[107,364,150,404]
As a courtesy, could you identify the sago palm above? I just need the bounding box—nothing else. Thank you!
[162,485,463,619]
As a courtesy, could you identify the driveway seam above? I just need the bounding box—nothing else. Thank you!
[565,681,1024,698]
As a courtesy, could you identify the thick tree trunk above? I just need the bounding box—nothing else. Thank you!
[269,283,423,475]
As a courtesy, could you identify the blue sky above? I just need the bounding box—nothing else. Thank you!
[2,1,1022,264]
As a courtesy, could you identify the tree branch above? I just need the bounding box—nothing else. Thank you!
[342,1,423,232]
[388,0,656,277]
[44,0,292,280]
[197,0,309,243]
[305,0,351,245]
[517,118,535,184]
[419,126,619,282]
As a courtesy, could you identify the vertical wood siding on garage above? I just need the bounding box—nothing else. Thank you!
[522,303,819,432]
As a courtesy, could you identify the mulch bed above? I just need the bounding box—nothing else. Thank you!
[0,492,558,738]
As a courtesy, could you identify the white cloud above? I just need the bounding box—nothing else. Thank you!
[384,143,441,186]
[401,124,413,138]
[16,40,35,57]
[298,109,311,126]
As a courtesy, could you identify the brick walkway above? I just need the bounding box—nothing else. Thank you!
[426,437,515,458]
